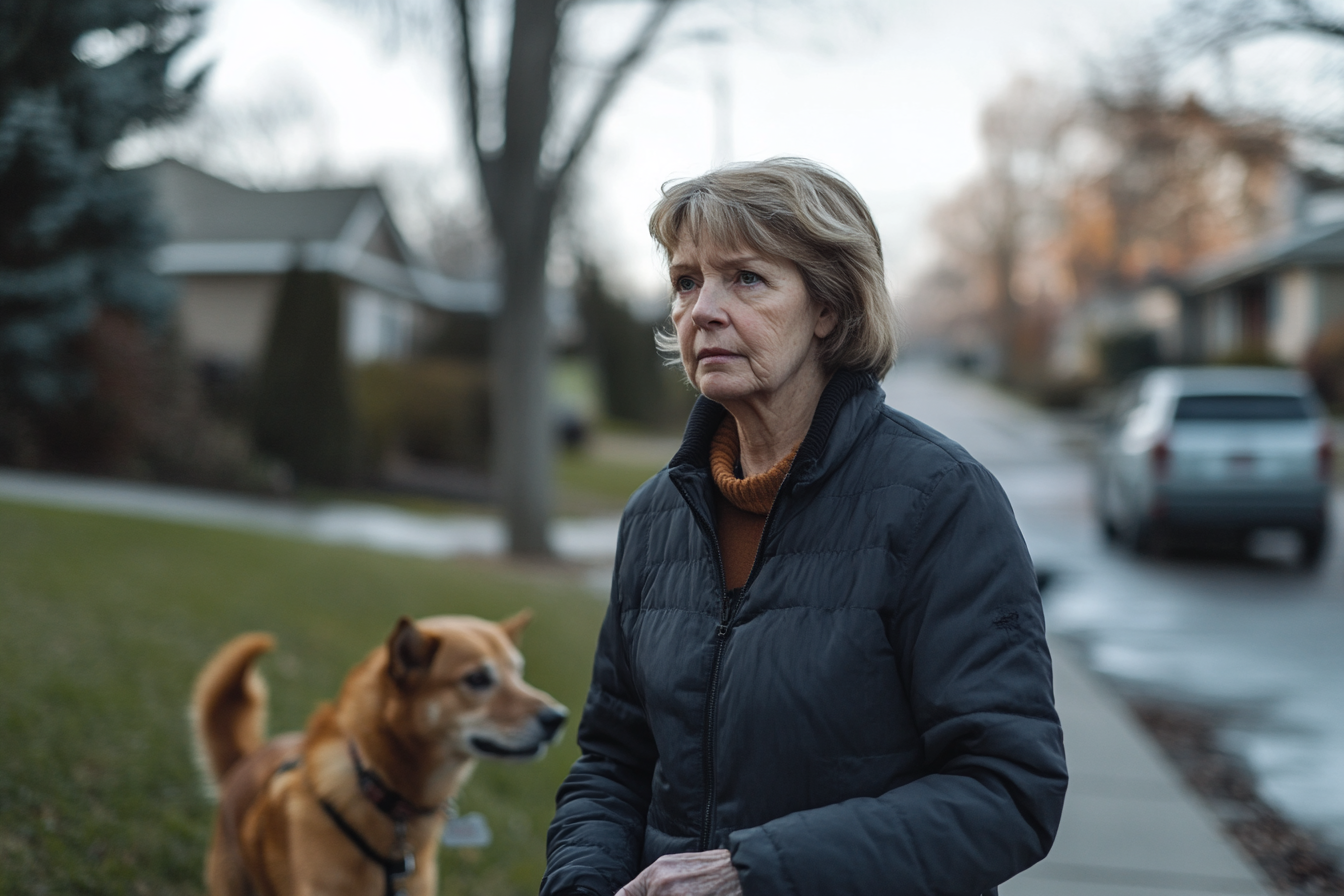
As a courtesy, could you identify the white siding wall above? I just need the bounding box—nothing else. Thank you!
[1205,289,1240,358]
[1270,267,1317,362]
[176,274,280,366]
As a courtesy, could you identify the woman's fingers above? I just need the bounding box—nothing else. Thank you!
[615,850,742,896]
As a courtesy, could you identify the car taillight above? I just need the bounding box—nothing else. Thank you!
[1319,435,1334,482]
[1150,438,1171,480]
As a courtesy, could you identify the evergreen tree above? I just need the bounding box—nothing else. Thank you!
[0,0,203,461]
[576,261,671,429]
[253,266,354,485]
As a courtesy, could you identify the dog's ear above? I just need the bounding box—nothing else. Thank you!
[499,610,533,646]
[387,617,439,688]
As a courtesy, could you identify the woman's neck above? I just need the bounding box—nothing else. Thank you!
[720,366,831,477]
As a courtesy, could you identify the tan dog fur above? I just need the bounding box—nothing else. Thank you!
[190,613,565,896]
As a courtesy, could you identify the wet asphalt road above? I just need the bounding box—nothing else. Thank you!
[883,359,1344,852]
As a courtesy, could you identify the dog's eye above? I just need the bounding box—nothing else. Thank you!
[462,667,494,691]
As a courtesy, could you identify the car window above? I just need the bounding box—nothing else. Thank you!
[1173,394,1311,421]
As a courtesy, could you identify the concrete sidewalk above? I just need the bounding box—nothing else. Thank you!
[1001,637,1271,896]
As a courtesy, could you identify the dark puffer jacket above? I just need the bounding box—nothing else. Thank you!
[542,370,1067,896]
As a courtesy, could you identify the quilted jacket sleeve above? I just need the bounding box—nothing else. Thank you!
[541,523,658,896]
[727,461,1068,896]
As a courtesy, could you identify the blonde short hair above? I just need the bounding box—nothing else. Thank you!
[649,157,899,379]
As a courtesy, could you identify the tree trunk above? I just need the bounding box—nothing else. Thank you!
[452,0,674,555]
[493,220,555,555]
[485,0,562,556]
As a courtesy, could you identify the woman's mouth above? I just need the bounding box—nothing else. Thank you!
[697,348,739,363]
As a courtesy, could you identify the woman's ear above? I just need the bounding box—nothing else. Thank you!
[814,303,838,340]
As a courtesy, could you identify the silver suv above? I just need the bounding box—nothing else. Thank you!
[1095,367,1333,565]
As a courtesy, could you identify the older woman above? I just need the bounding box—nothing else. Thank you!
[541,159,1066,896]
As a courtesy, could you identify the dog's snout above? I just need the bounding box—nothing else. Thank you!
[537,706,567,740]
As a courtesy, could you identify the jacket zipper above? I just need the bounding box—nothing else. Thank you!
[671,477,730,851]
[673,467,795,851]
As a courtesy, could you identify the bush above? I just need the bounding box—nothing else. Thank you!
[1210,345,1286,368]
[253,268,355,485]
[0,310,264,490]
[353,359,491,470]
[426,311,492,362]
[576,262,684,429]
[1098,330,1160,384]
[1305,319,1344,409]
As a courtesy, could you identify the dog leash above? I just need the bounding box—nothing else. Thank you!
[275,744,439,896]
[318,798,416,896]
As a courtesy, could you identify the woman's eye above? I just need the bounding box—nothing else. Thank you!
[739,271,761,285]
[675,276,696,292]
[462,668,494,691]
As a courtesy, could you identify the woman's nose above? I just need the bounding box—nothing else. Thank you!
[691,279,728,329]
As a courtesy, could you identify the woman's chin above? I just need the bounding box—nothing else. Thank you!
[696,373,756,405]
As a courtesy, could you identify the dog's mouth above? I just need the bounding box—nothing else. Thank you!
[468,736,546,759]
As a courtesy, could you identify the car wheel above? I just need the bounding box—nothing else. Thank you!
[1125,516,1151,555]
[1300,526,1327,569]
[1126,515,1169,557]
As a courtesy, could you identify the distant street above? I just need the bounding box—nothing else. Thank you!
[883,358,1344,853]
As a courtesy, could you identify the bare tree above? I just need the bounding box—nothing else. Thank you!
[920,67,1288,383]
[927,76,1076,383]
[442,0,679,555]
[1158,0,1344,144]
[1165,0,1344,49]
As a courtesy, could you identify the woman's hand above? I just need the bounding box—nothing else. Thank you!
[615,849,744,896]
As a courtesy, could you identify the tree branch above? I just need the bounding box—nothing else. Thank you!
[450,0,506,220]
[1173,0,1344,50]
[548,0,677,189]
[1279,0,1344,36]
[452,0,484,159]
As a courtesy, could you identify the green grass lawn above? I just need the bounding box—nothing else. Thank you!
[0,500,608,896]
[556,452,666,514]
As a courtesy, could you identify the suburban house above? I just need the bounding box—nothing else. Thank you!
[140,159,497,373]
[1182,220,1344,364]
[1180,173,1344,365]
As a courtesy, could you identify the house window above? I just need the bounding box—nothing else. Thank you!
[348,288,412,361]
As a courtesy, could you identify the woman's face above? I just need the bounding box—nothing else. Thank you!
[669,240,835,407]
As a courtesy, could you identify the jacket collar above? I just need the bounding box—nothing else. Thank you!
[669,369,878,481]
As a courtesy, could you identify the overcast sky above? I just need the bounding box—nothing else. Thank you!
[129,0,1186,301]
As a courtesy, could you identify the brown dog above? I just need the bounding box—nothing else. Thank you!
[190,613,566,896]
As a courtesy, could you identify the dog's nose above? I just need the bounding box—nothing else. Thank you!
[537,706,567,740]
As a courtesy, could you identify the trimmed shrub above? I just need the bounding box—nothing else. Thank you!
[1210,345,1286,368]
[426,311,492,362]
[577,261,680,429]
[253,268,354,485]
[1305,318,1344,409]
[353,359,491,470]
[1098,330,1160,384]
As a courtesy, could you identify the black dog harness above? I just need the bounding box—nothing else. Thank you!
[317,799,416,896]
[276,743,442,896]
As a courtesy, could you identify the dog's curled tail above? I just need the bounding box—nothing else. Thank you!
[190,633,275,798]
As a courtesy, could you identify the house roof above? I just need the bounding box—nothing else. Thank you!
[136,159,501,314]
[144,159,372,243]
[1185,218,1344,293]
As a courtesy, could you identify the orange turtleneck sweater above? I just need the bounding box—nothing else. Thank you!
[709,416,798,591]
